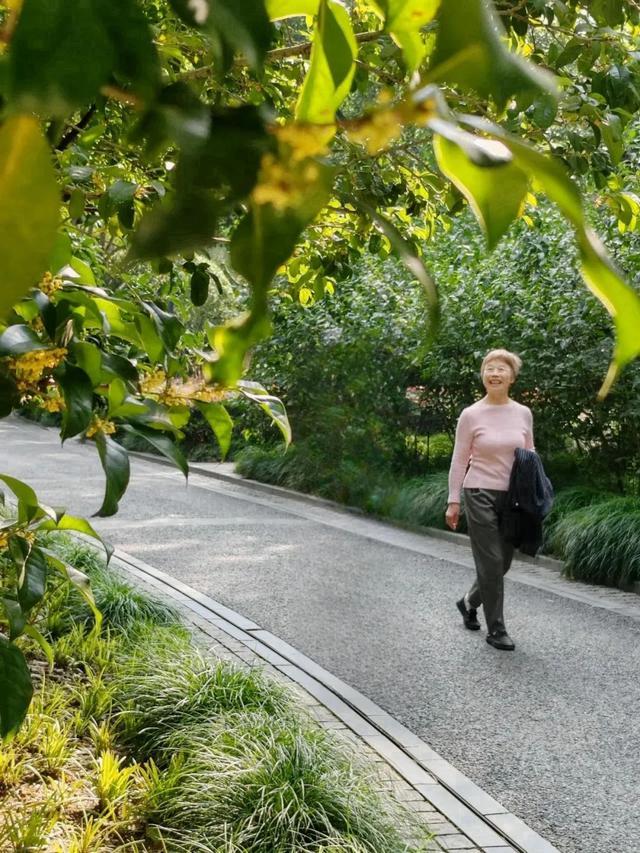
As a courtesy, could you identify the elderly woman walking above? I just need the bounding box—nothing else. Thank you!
[446,349,534,651]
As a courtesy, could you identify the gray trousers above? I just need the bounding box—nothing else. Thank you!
[463,488,514,634]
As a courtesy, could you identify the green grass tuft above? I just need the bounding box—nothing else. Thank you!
[386,473,466,533]
[542,486,616,554]
[549,496,640,586]
[114,625,292,759]
[146,712,420,852]
[43,536,179,634]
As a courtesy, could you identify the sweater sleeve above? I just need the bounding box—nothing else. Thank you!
[448,409,473,503]
[525,407,535,451]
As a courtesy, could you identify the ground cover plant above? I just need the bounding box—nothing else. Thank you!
[0,534,432,852]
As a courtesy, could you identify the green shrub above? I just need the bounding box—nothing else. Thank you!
[235,443,386,509]
[549,497,640,586]
[235,444,323,493]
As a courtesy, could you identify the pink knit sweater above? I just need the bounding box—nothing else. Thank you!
[447,398,534,503]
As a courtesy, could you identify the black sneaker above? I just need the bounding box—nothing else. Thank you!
[486,630,515,651]
[456,598,480,631]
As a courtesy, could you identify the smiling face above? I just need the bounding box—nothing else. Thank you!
[482,358,515,395]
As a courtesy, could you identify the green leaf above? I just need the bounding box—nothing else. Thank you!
[461,114,640,396]
[100,352,138,385]
[2,598,26,641]
[107,378,147,419]
[68,256,96,286]
[134,314,165,363]
[9,0,159,116]
[184,106,274,199]
[196,401,233,458]
[33,291,57,340]
[18,544,47,613]
[23,625,54,669]
[55,363,94,440]
[0,325,47,356]
[99,0,160,101]
[0,474,39,525]
[42,514,113,562]
[600,114,623,165]
[70,341,103,387]
[190,268,210,306]
[531,92,558,129]
[429,0,557,110]
[204,314,273,386]
[432,122,529,250]
[296,0,357,124]
[42,547,102,630]
[0,376,19,419]
[9,0,114,115]
[68,189,86,221]
[591,0,624,27]
[143,302,184,352]
[169,0,273,70]
[0,116,59,319]
[238,381,291,445]
[370,0,439,72]
[220,160,334,384]
[266,0,319,18]
[555,38,583,70]
[48,232,72,275]
[130,189,220,260]
[94,433,130,517]
[0,638,33,740]
[232,161,336,292]
[120,424,188,478]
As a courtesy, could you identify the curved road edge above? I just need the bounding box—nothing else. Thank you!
[112,544,560,853]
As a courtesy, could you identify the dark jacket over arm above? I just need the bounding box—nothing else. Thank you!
[502,448,554,556]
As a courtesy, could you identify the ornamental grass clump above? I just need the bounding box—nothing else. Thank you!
[44,535,179,634]
[146,712,419,853]
[541,485,615,554]
[549,496,640,587]
[235,443,324,494]
[114,624,291,759]
[387,473,466,533]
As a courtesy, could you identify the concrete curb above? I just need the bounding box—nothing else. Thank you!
[128,449,640,597]
[112,545,560,853]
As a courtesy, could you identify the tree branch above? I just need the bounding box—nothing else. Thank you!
[179,30,386,80]
[56,106,98,152]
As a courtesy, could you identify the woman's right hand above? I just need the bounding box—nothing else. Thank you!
[445,502,460,531]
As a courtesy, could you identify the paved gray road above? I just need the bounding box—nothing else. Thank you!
[2,419,639,853]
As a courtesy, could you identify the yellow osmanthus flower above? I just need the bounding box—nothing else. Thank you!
[252,155,321,212]
[347,108,402,155]
[275,123,335,162]
[40,387,65,413]
[0,530,11,550]
[140,369,228,406]
[86,417,117,439]
[7,348,67,391]
[16,529,35,545]
[39,271,63,297]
